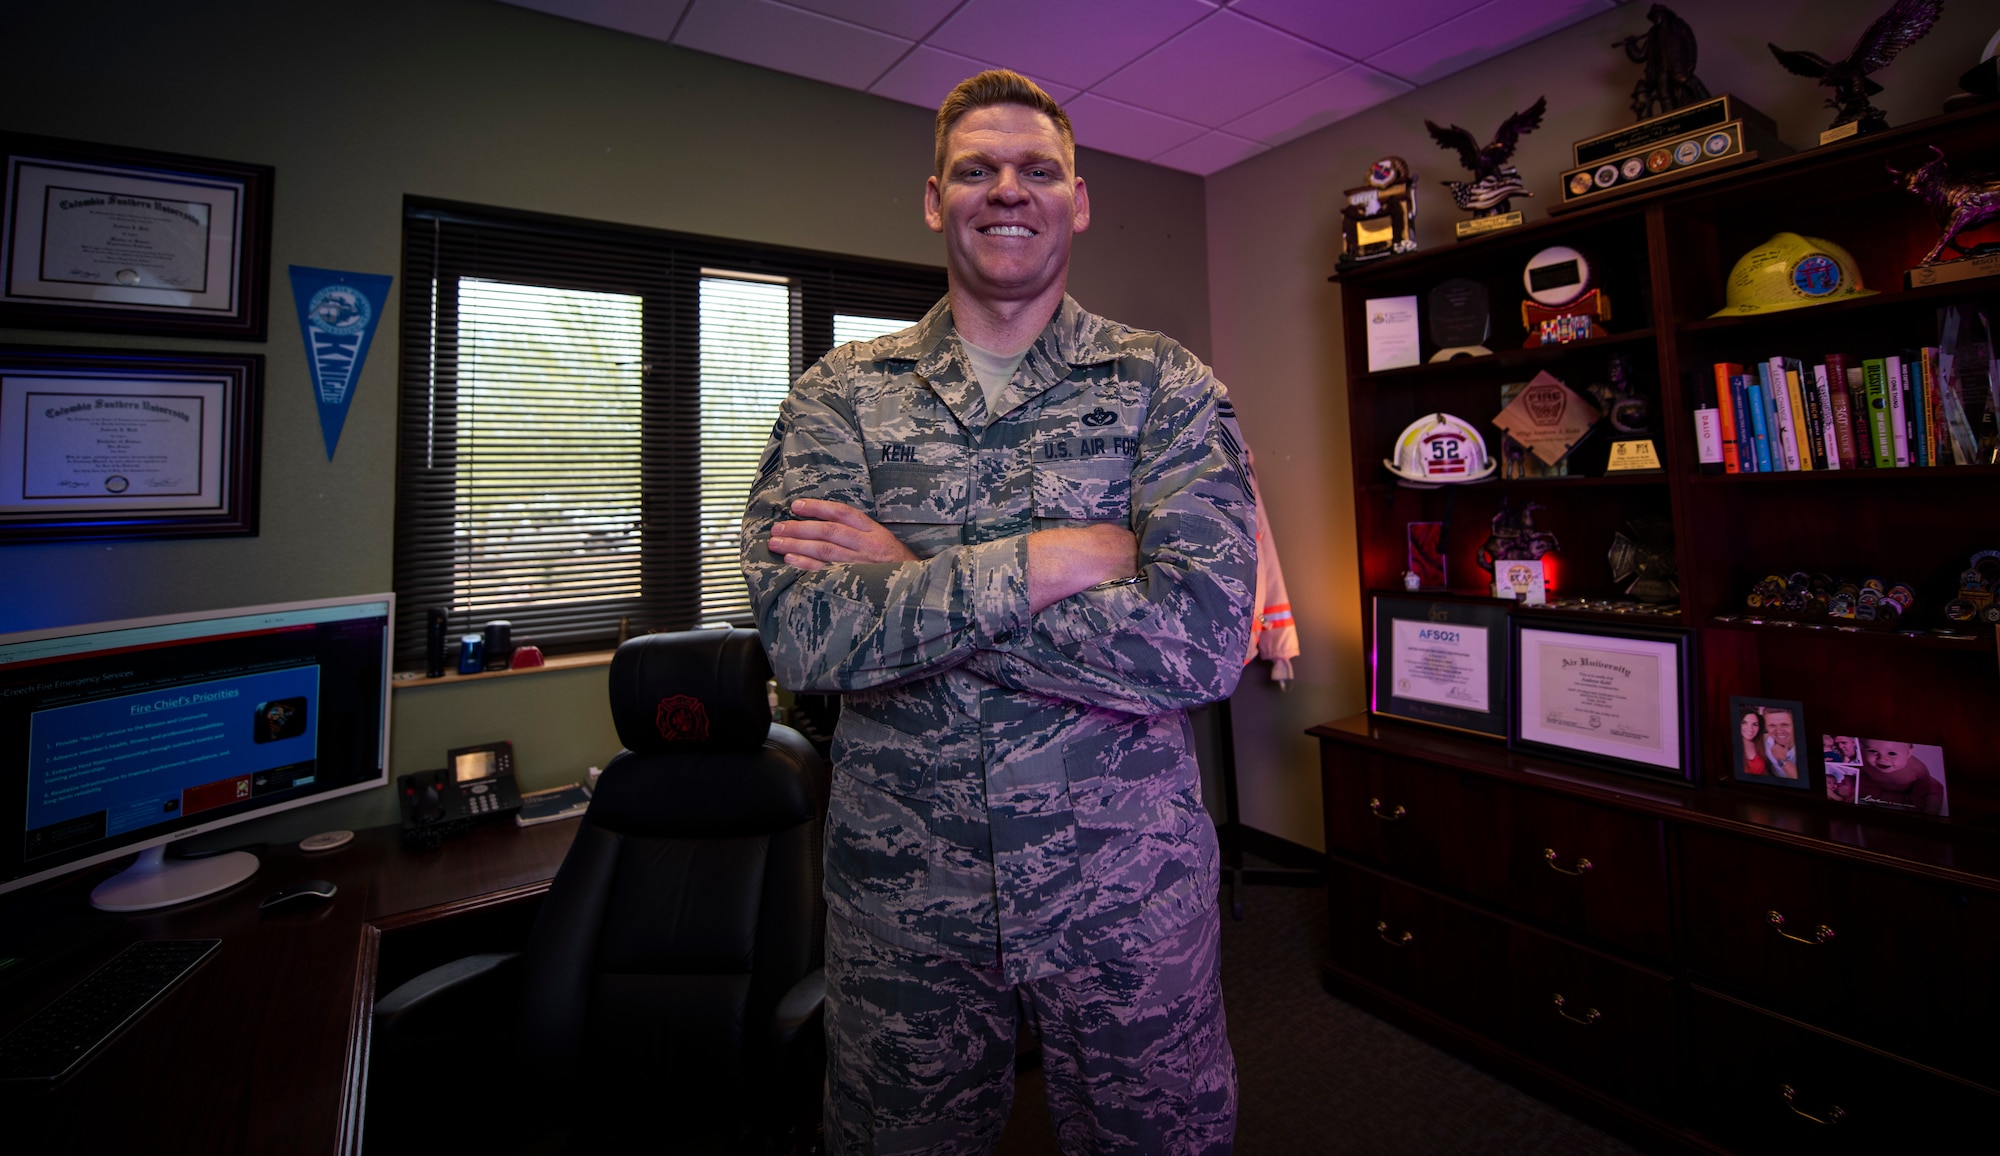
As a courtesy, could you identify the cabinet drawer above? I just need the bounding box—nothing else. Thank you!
[1321,746,1671,959]
[1681,827,2000,1089]
[1319,747,1488,885]
[1324,859,1506,1039]
[1501,923,1676,1116]
[1690,987,1999,1151]
[1469,786,1672,961]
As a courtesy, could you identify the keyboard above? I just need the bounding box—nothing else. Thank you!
[0,939,220,1082]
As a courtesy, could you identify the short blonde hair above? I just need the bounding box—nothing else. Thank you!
[934,69,1076,178]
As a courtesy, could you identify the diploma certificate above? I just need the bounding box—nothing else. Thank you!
[1516,626,1682,771]
[5,158,240,314]
[0,373,228,515]
[1390,618,1489,712]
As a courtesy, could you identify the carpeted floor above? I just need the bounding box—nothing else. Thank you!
[995,880,1641,1155]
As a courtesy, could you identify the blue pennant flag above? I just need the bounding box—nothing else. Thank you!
[289,265,392,460]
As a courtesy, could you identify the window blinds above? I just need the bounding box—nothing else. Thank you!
[393,200,944,667]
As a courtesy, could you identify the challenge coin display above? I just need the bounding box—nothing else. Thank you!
[1554,94,1783,210]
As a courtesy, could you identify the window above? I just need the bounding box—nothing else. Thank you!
[394,201,943,667]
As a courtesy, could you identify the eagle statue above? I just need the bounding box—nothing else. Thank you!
[1768,0,1945,133]
[1426,96,1547,217]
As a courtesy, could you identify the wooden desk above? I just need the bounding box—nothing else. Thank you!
[0,820,577,1155]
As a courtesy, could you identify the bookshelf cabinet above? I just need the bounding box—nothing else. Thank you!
[1313,103,2000,1151]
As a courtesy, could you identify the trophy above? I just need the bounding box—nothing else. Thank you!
[1769,0,1945,145]
[1588,354,1662,471]
[1891,147,2000,288]
[1427,278,1491,362]
[1425,97,1544,239]
[1339,156,1417,267]
[1476,499,1558,603]
[1559,8,1780,211]
[1613,5,1709,120]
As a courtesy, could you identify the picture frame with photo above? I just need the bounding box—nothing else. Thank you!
[1821,733,1949,817]
[1727,696,1810,790]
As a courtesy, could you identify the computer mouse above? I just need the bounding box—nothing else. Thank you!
[260,880,338,910]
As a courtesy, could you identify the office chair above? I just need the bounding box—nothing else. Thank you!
[370,628,830,1155]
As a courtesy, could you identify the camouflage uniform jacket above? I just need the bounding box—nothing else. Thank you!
[742,294,1255,984]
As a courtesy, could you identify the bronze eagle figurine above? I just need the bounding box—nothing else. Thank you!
[1425,96,1546,216]
[1768,0,1945,133]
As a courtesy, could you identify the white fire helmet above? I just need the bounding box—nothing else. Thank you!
[1384,412,1497,486]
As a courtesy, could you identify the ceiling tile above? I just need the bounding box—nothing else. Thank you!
[1093,9,1351,129]
[778,0,966,40]
[495,0,693,42]
[870,45,1080,112]
[926,0,1214,89]
[1364,0,1612,87]
[673,0,914,89]
[1230,0,1488,61]
[1223,63,1412,146]
[1063,94,1208,164]
[1149,131,1268,176]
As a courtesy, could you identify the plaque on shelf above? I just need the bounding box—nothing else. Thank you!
[1520,246,1610,347]
[1427,279,1492,361]
[1605,439,1663,471]
[1493,370,1600,465]
[1363,295,1421,371]
[1494,557,1548,604]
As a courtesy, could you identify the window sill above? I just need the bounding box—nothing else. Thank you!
[391,649,613,691]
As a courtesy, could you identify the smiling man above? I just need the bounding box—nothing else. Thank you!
[743,70,1253,1156]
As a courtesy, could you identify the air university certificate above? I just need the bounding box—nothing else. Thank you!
[1517,627,1681,770]
[1390,618,1489,712]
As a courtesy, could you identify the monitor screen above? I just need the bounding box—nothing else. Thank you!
[0,594,392,900]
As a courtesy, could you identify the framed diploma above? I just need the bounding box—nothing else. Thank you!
[1371,593,1512,739]
[1,133,273,340]
[0,346,262,541]
[1510,620,1695,781]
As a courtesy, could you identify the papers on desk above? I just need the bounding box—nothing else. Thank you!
[515,784,591,827]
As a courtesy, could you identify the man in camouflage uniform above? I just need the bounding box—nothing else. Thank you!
[742,69,1254,1155]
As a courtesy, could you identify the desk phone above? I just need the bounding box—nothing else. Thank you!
[398,740,524,848]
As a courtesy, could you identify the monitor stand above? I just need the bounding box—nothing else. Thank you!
[90,845,260,912]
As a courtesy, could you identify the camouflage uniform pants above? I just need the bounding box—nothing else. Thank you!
[825,910,1237,1155]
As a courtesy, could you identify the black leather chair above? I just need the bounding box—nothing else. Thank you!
[370,628,830,1155]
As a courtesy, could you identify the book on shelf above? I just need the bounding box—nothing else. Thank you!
[1885,353,1911,467]
[1841,362,1873,467]
[1786,359,1826,471]
[1729,374,1756,472]
[1813,362,1846,469]
[1758,361,1801,471]
[1863,358,1894,467]
[1711,361,1743,474]
[1742,374,1776,473]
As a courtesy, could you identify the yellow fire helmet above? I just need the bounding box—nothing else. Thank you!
[1710,232,1875,317]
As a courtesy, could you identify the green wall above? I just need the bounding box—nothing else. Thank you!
[0,0,1212,842]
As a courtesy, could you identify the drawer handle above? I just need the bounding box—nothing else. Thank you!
[1542,848,1594,876]
[1551,993,1601,1026]
[1374,920,1413,947]
[1781,1085,1846,1125]
[1368,798,1408,822]
[1767,910,1836,946]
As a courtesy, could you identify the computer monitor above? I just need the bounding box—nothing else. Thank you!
[0,593,392,911]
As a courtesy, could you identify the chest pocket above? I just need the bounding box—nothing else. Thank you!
[870,449,970,557]
[1032,454,1132,524]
